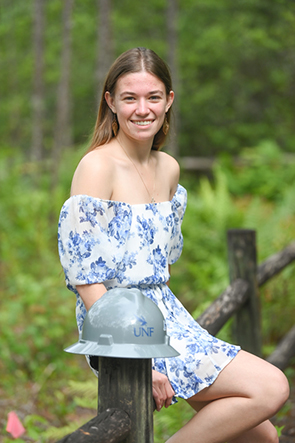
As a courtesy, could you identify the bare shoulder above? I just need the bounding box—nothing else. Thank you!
[156,150,179,172]
[155,151,180,194]
[71,146,115,199]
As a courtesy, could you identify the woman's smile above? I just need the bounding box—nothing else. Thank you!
[131,119,154,126]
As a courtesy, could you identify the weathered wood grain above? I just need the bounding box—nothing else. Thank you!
[56,408,131,443]
[227,229,262,356]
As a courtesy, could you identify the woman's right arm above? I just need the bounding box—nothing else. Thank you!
[71,150,114,310]
[76,283,107,311]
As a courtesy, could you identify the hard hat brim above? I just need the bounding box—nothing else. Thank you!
[64,340,180,359]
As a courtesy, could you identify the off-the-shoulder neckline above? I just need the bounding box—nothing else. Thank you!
[65,184,185,208]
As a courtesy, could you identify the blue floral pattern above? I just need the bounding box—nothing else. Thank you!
[58,184,240,404]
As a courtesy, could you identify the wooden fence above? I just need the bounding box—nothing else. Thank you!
[57,229,295,443]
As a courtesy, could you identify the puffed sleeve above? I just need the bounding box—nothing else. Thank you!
[58,195,132,289]
[168,185,187,264]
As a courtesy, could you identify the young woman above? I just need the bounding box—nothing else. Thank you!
[58,47,289,442]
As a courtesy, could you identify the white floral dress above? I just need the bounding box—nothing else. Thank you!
[58,184,240,403]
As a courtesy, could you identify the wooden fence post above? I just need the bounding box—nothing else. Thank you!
[227,229,262,356]
[98,357,153,443]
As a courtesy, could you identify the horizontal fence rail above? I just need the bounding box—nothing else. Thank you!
[257,242,295,287]
[197,279,249,336]
[179,154,295,172]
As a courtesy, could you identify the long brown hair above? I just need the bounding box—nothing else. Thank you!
[87,47,173,153]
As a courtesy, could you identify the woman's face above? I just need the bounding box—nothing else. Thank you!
[105,71,174,144]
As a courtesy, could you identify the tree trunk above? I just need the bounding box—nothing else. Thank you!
[52,0,74,184]
[96,0,114,105]
[31,0,45,162]
[166,0,179,158]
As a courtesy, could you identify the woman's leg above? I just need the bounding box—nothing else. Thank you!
[187,403,279,443]
[228,420,279,443]
[166,350,289,443]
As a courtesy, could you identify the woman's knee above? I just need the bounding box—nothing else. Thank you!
[255,423,280,443]
[259,365,290,415]
[272,367,290,409]
[266,423,280,443]
[231,351,290,416]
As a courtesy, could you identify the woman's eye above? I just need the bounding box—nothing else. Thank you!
[124,96,135,102]
[150,96,161,101]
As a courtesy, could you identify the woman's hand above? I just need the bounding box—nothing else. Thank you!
[152,369,175,411]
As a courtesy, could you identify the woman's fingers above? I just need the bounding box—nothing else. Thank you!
[152,370,175,411]
[165,384,175,408]
[153,385,163,411]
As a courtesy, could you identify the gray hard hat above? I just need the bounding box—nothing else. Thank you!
[65,288,179,359]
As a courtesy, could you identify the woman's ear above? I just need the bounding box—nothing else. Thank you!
[166,90,174,113]
[105,91,116,113]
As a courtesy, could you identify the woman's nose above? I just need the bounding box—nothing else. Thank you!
[136,99,149,115]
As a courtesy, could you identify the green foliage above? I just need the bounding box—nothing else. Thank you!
[66,379,97,409]
[41,379,97,440]
[219,140,295,201]
[0,149,82,438]
[275,425,285,437]
[178,0,295,155]
[1,1,295,155]
[114,0,167,54]
[0,152,74,381]
[170,166,244,318]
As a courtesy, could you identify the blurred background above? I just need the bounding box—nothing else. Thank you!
[1,0,295,441]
